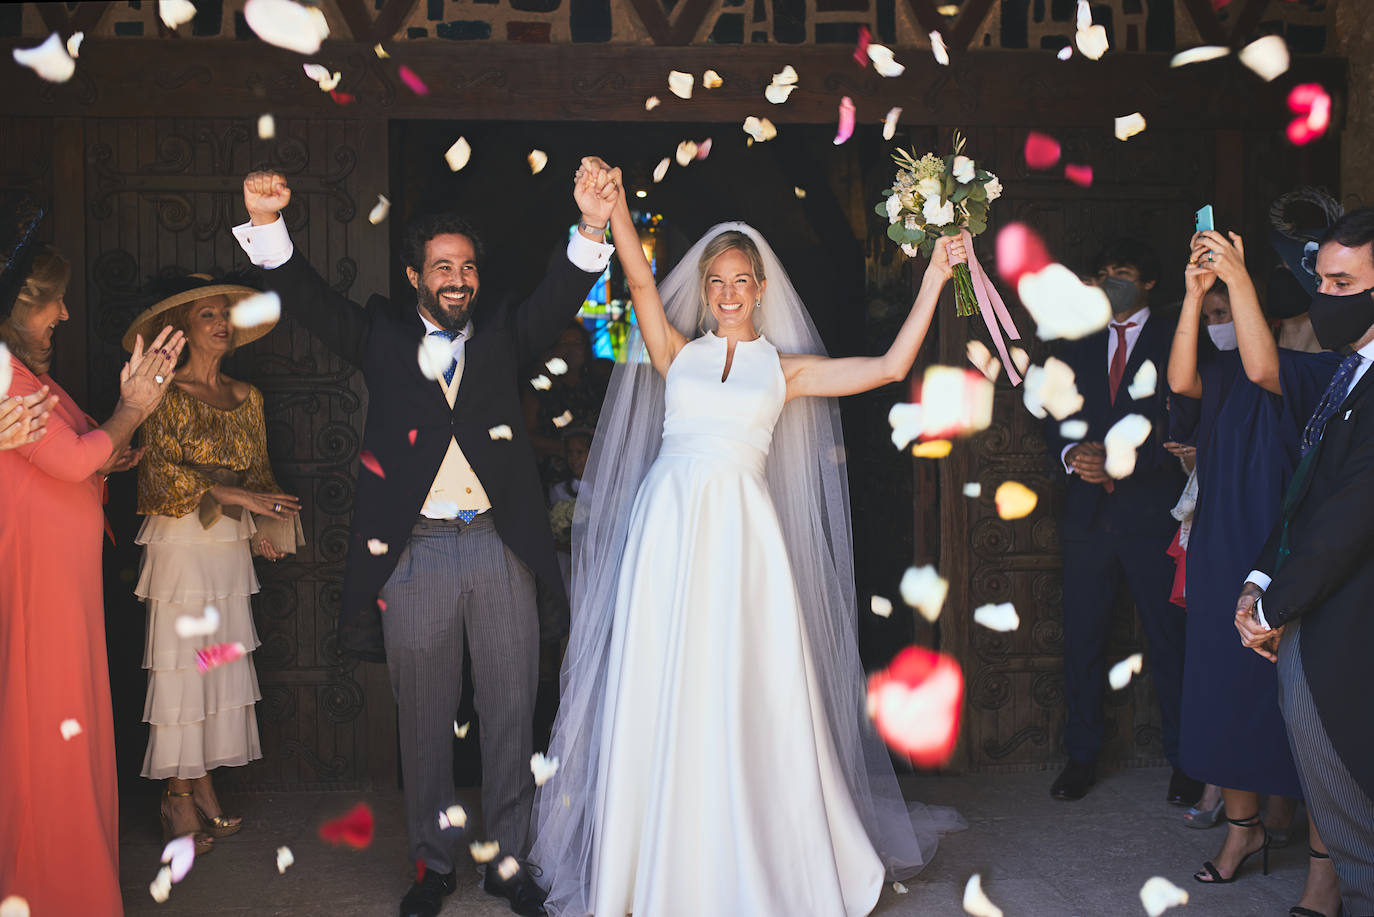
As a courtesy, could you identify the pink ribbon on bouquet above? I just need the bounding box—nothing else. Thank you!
[959,229,1023,386]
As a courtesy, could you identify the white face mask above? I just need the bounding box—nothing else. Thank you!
[1207,320,1238,351]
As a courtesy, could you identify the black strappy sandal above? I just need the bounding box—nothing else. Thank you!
[1289,848,1343,917]
[1194,813,1270,884]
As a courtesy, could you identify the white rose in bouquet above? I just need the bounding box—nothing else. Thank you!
[922,195,955,227]
[917,176,943,201]
[952,155,976,183]
[984,173,1003,202]
[885,193,903,224]
[901,242,920,257]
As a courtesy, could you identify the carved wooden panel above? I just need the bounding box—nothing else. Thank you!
[82,116,397,789]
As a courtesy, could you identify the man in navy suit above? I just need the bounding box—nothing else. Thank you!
[1044,239,1201,805]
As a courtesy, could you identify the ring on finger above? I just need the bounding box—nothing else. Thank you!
[155,375,165,384]
[273,502,282,512]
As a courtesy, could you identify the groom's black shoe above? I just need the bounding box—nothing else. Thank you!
[1050,760,1097,801]
[484,863,548,917]
[400,867,457,917]
[1166,768,1205,807]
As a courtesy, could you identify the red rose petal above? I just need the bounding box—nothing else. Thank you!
[853,25,871,67]
[1286,82,1331,146]
[318,802,375,849]
[1024,131,1061,170]
[398,65,429,96]
[329,90,356,105]
[416,859,426,882]
[377,598,387,612]
[995,223,1053,285]
[1064,163,1094,187]
[408,429,418,446]
[360,450,385,478]
[866,646,964,768]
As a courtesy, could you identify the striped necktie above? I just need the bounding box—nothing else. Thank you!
[1301,352,1364,456]
[428,328,459,386]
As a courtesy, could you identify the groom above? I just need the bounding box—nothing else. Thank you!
[236,164,616,917]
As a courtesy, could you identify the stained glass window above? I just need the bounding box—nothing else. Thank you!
[573,210,663,362]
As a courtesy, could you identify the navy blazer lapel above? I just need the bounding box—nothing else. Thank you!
[1290,359,1374,511]
[1077,329,1110,423]
[1117,315,1159,402]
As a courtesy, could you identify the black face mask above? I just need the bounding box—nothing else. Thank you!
[1308,288,1374,353]
[1098,275,1139,316]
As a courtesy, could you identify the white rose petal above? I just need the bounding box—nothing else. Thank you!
[552,410,573,428]
[966,340,1001,383]
[764,82,796,104]
[302,63,341,91]
[438,804,467,829]
[497,855,521,881]
[527,149,548,175]
[1128,359,1157,400]
[1058,45,1073,60]
[159,0,198,28]
[244,0,330,56]
[445,136,472,171]
[1017,264,1112,341]
[1022,357,1084,420]
[367,539,388,556]
[973,602,1020,632]
[418,335,453,381]
[921,364,994,437]
[487,424,513,441]
[1114,112,1147,141]
[771,64,798,85]
[667,69,694,100]
[675,141,698,167]
[230,291,281,329]
[962,482,982,498]
[952,155,976,184]
[275,845,294,873]
[1239,34,1290,82]
[1075,0,1092,30]
[900,565,948,623]
[888,402,923,450]
[161,835,197,883]
[65,32,84,58]
[175,605,221,639]
[0,896,31,917]
[1140,876,1189,916]
[59,718,83,741]
[870,596,894,618]
[12,33,76,83]
[893,881,908,894]
[1109,652,1144,690]
[149,865,173,903]
[257,114,276,140]
[1060,419,1089,440]
[530,374,552,391]
[453,720,470,738]
[531,752,560,786]
[545,357,569,376]
[652,157,670,183]
[1104,413,1152,478]
[929,31,950,66]
[1076,23,1109,60]
[1009,345,1029,374]
[922,196,955,227]
[1170,45,1231,68]
[963,874,1002,917]
[867,44,906,77]
[702,69,723,89]
[368,194,391,225]
[742,116,777,143]
[882,106,902,141]
[469,841,500,863]
[644,96,661,111]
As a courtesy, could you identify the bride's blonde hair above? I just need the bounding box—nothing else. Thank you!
[696,231,766,335]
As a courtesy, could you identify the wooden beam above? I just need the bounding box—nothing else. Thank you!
[70,2,112,36]
[901,0,945,37]
[371,0,422,45]
[1228,0,1272,47]
[667,0,719,46]
[1179,0,1227,46]
[948,0,996,52]
[333,0,378,44]
[623,0,675,46]
[33,3,69,34]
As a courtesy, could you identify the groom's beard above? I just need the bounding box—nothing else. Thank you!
[419,283,477,333]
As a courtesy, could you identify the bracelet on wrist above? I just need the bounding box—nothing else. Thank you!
[578,219,607,236]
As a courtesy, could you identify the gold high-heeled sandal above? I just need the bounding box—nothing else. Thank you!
[162,789,214,855]
[194,801,243,838]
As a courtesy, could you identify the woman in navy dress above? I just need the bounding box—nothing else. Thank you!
[1169,230,1342,916]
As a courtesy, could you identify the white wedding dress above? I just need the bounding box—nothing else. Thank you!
[587,331,886,916]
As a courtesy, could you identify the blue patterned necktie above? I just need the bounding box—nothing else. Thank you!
[1301,352,1364,456]
[428,328,459,385]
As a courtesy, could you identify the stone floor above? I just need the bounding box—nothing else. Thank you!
[119,766,1310,916]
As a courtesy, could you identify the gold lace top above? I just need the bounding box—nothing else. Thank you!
[137,384,282,518]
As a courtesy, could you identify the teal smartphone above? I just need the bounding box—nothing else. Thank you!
[1195,205,1215,233]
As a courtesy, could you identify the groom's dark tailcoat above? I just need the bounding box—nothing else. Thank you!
[257,247,602,662]
[1043,311,1188,765]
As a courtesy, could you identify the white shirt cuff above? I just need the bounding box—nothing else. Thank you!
[232,215,294,269]
[1061,442,1078,475]
[567,231,613,274]
[1245,570,1273,630]
[1254,598,1272,631]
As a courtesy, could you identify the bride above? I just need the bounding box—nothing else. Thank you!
[530,172,965,916]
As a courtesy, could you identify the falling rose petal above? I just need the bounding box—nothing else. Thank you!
[1170,45,1231,68]
[1057,44,1073,61]
[675,140,698,167]
[995,223,1052,285]
[929,31,950,66]
[377,598,387,611]
[853,24,871,66]
[530,374,552,391]
[889,402,923,450]
[470,841,501,863]
[994,481,1038,520]
[257,114,275,139]
[454,720,470,738]
[159,0,198,29]
[1140,876,1189,916]
[0,897,30,917]
[373,43,390,58]
[366,539,388,556]
[833,97,856,146]
[1017,263,1112,340]
[360,449,385,479]
[866,646,964,766]
[936,2,959,12]
[161,835,197,883]
[966,340,1001,382]
[1075,24,1109,60]
[772,64,799,85]
[973,602,1021,632]
[742,116,777,143]
[302,63,338,90]
[497,856,521,881]
[528,149,548,175]
[900,565,948,623]
[1023,131,1061,170]
[1239,34,1290,82]
[318,802,375,849]
[195,642,246,673]
[883,106,903,141]
[541,356,568,376]
[1128,359,1157,400]
[1060,419,1089,440]
[488,424,513,440]
[329,90,356,106]
[702,68,723,89]
[963,874,1003,917]
[417,336,453,381]
[408,428,418,445]
[652,157,670,183]
[870,596,894,618]
[66,32,84,58]
[230,291,281,329]
[398,65,429,96]
[1114,112,1147,141]
[1105,413,1152,478]
[962,482,982,498]
[175,604,221,639]
[917,366,995,439]
[695,138,713,160]
[438,804,467,830]
[552,410,574,429]
[149,865,173,903]
[1109,652,1144,690]
[1075,0,1092,31]
[793,186,807,199]
[1287,83,1332,145]
[667,69,694,100]
[12,33,76,83]
[1021,357,1083,420]
[893,881,909,894]
[1064,163,1094,187]
[912,439,953,458]
[1010,347,1031,375]
[764,82,796,105]
[531,752,560,786]
[276,846,294,874]
[867,44,906,77]
[644,96,661,111]
[368,194,391,225]
[244,0,330,56]
[59,718,82,740]
[445,136,472,171]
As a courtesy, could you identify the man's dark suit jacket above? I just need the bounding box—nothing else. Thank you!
[1252,363,1374,802]
[259,247,601,662]
[1043,311,1185,540]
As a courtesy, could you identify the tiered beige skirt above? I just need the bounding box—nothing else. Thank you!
[136,512,263,780]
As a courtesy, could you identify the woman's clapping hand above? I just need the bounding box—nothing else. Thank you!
[120,325,184,415]
[0,386,59,451]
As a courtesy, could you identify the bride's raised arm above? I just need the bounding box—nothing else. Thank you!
[608,182,687,376]
[781,235,963,402]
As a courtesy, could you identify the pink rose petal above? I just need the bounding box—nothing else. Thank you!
[833,96,856,146]
[1064,163,1094,187]
[329,90,355,105]
[996,223,1053,285]
[853,25,871,67]
[360,450,385,478]
[195,642,246,673]
[398,65,429,96]
[1286,83,1331,146]
[695,138,712,160]
[866,646,964,767]
[318,802,375,849]
[408,429,418,445]
[161,836,197,884]
[1024,131,1061,170]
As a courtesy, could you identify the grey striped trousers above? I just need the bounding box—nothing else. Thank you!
[380,514,540,876]
[1278,620,1374,915]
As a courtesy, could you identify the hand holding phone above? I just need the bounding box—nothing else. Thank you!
[1195,204,1215,234]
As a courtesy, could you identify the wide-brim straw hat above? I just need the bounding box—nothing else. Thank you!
[121,273,271,352]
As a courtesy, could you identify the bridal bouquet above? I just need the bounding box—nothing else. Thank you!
[876,130,1002,317]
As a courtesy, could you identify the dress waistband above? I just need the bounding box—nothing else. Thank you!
[658,433,768,474]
